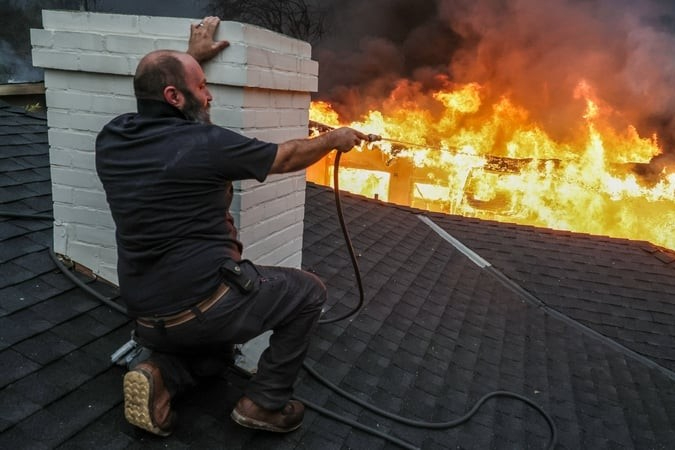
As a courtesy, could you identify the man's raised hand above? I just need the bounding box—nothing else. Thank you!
[187,16,230,64]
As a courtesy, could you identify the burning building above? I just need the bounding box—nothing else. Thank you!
[306,0,675,250]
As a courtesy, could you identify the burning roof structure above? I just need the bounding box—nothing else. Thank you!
[308,0,675,250]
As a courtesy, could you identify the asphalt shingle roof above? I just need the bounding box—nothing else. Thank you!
[1,99,674,449]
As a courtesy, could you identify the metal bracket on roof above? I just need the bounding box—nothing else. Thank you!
[417,215,491,268]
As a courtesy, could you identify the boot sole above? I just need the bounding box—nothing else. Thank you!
[231,408,302,433]
[123,370,172,437]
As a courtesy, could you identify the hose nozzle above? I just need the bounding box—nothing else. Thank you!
[367,134,382,142]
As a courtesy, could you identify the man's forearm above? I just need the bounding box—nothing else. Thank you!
[271,134,336,174]
[270,127,370,174]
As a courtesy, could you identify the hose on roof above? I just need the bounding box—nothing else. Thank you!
[316,151,366,324]
[295,151,557,450]
[0,155,557,449]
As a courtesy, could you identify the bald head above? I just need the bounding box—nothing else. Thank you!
[133,50,193,101]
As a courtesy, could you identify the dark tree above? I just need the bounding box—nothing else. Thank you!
[207,0,328,44]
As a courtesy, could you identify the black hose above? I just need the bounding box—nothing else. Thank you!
[303,147,558,449]
[47,247,127,315]
[294,394,420,450]
[301,362,557,450]
[318,151,366,324]
[4,156,557,449]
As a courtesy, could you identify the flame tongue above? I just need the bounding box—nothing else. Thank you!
[308,80,675,250]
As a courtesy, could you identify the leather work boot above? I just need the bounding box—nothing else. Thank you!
[123,361,176,436]
[231,396,304,433]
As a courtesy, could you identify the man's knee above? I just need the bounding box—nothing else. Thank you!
[302,270,327,307]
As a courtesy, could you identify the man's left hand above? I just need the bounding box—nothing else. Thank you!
[187,16,230,64]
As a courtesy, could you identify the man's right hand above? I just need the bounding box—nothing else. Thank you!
[187,16,230,64]
[327,127,371,153]
[271,127,371,174]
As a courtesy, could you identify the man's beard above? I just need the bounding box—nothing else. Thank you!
[181,90,211,124]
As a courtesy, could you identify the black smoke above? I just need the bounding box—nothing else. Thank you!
[313,0,675,168]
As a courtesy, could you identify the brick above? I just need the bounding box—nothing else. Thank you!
[243,126,308,143]
[301,59,319,77]
[244,229,304,265]
[53,31,105,52]
[42,10,88,31]
[246,47,302,72]
[63,241,102,274]
[48,147,95,171]
[47,110,110,133]
[31,49,79,71]
[88,12,140,34]
[242,207,305,243]
[254,68,292,90]
[252,109,281,128]
[152,37,189,53]
[53,204,114,228]
[209,107,246,129]
[270,91,298,109]
[218,43,248,64]
[256,67,317,92]
[48,129,95,152]
[46,109,68,129]
[44,71,132,96]
[46,89,89,110]
[52,223,67,254]
[271,53,302,73]
[139,15,194,37]
[91,95,135,114]
[247,47,272,67]
[98,244,118,264]
[236,179,302,211]
[50,167,98,190]
[78,53,134,75]
[241,89,275,108]
[29,29,53,48]
[292,93,311,109]
[237,193,305,228]
[72,189,108,211]
[293,41,312,59]
[251,244,303,268]
[105,35,155,55]
[300,74,318,92]
[265,172,307,190]
[280,109,309,127]
[216,20,246,44]
[242,24,290,53]
[209,85,244,108]
[43,70,74,90]
[277,250,303,268]
[203,63,248,87]
[239,200,298,233]
[50,185,73,204]
[98,263,119,286]
[303,75,319,93]
[244,221,304,251]
[73,224,116,247]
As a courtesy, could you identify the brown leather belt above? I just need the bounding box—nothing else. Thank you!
[136,283,230,329]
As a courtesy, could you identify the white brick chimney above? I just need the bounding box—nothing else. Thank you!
[31,10,318,284]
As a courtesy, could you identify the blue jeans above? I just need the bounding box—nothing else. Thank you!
[133,261,326,410]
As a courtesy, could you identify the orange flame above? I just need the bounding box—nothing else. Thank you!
[309,79,675,250]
